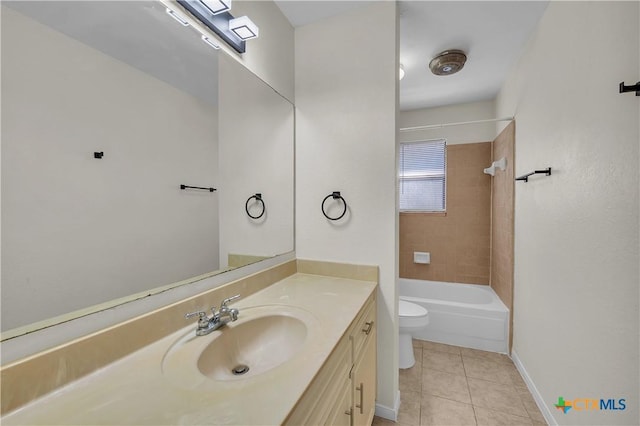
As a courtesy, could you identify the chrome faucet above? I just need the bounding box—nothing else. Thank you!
[185,295,240,336]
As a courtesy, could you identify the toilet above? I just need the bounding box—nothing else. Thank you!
[399,299,429,369]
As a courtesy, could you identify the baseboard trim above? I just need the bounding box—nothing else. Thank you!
[375,390,401,421]
[511,349,557,426]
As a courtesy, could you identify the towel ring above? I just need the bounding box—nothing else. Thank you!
[245,193,265,219]
[322,191,347,221]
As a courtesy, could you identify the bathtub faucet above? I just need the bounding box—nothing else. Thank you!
[185,295,241,336]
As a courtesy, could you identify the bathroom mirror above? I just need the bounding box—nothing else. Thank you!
[1,1,294,334]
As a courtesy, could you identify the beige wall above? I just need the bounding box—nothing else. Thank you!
[497,2,639,424]
[1,6,218,330]
[228,0,295,102]
[400,142,492,284]
[294,2,399,415]
[218,55,294,267]
[490,122,515,347]
[400,100,497,145]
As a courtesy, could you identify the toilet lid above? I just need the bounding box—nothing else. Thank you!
[399,300,428,317]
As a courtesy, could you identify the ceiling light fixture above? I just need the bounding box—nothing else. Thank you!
[229,16,259,40]
[399,64,405,80]
[199,0,232,15]
[429,50,467,76]
[177,1,258,53]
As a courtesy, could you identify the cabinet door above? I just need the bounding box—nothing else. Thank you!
[326,376,352,426]
[352,331,376,426]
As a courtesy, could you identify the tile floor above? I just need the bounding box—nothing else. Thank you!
[372,340,547,426]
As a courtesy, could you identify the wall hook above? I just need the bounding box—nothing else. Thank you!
[94,152,104,159]
[619,81,640,96]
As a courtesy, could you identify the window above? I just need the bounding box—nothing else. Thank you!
[399,139,446,212]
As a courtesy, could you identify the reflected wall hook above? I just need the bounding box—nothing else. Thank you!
[515,167,552,183]
[245,193,265,219]
[619,81,640,96]
[322,191,347,221]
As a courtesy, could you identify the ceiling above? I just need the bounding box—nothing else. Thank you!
[4,1,219,106]
[6,1,549,112]
[276,0,549,111]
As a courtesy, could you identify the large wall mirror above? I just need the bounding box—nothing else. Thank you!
[1,1,294,335]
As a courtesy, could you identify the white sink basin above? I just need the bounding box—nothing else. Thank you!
[161,305,317,390]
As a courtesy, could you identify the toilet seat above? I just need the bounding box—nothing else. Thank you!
[399,300,429,329]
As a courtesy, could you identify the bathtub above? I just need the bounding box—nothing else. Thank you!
[399,278,509,353]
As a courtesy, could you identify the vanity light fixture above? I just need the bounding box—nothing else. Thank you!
[199,0,232,15]
[166,7,189,26]
[201,34,220,50]
[177,0,252,53]
[229,16,259,40]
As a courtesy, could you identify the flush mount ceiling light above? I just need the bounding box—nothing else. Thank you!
[200,0,232,15]
[429,49,467,76]
[399,64,405,80]
[229,16,259,40]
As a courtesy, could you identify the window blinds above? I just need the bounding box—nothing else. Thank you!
[399,139,446,211]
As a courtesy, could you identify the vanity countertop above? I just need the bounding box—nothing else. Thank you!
[2,273,376,425]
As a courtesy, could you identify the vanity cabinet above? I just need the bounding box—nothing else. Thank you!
[351,298,377,426]
[285,292,376,426]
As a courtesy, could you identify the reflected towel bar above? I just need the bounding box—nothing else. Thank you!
[180,184,217,192]
[515,167,551,183]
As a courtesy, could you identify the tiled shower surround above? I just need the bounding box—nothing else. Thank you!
[399,142,492,285]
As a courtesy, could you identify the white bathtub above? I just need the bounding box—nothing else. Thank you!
[399,278,509,354]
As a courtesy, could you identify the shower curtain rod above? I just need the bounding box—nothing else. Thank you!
[399,116,514,132]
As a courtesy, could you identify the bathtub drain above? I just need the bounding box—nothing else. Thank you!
[232,364,250,375]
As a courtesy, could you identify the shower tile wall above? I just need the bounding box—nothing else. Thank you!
[490,122,515,346]
[400,142,492,284]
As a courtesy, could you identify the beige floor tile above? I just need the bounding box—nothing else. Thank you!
[419,340,462,355]
[516,389,547,423]
[401,390,422,404]
[462,356,513,385]
[423,350,465,376]
[422,368,471,404]
[506,367,528,391]
[398,401,421,425]
[372,416,396,426]
[460,347,512,365]
[467,377,528,418]
[474,406,533,426]
[372,415,415,426]
[400,366,423,393]
[421,395,477,426]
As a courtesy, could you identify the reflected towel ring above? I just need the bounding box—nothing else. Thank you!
[245,193,265,219]
[322,191,347,221]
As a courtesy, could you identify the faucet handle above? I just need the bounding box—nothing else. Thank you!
[220,294,241,310]
[185,310,210,327]
[185,311,207,320]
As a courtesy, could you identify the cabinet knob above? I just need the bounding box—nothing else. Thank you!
[362,321,374,335]
[344,408,352,416]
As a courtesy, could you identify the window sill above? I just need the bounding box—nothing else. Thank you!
[399,211,447,217]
